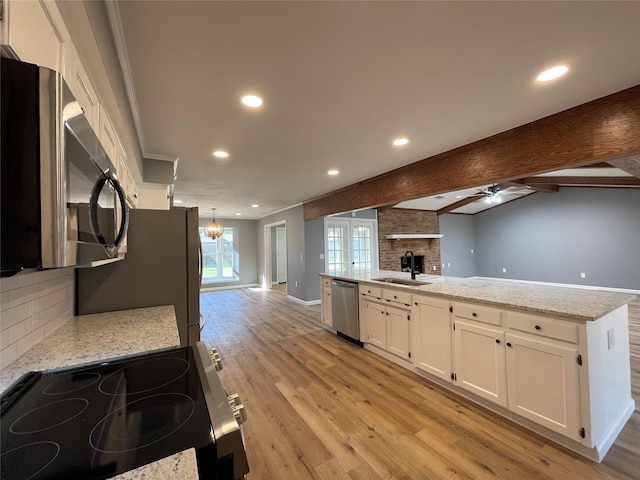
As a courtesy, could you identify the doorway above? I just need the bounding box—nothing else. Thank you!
[263,221,287,290]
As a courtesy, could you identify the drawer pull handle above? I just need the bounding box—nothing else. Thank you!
[394,295,398,299]
[472,312,478,317]
[415,302,418,306]
[495,339,501,344]
[535,325,541,330]
[506,342,512,347]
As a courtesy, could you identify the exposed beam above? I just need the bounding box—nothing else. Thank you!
[303,85,640,220]
[607,154,640,179]
[523,184,559,193]
[436,196,481,215]
[518,176,640,186]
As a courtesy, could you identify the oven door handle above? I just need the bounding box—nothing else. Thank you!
[111,172,129,251]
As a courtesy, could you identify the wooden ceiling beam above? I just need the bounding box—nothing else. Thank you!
[607,154,640,179]
[436,196,482,215]
[303,85,640,220]
[518,176,640,186]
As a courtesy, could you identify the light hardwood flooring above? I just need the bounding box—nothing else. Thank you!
[200,288,640,480]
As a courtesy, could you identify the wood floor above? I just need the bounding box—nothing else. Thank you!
[200,287,640,480]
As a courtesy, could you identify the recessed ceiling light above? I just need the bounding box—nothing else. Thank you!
[251,204,259,208]
[328,169,339,175]
[537,65,569,82]
[173,199,183,204]
[393,138,409,146]
[236,213,242,216]
[213,150,229,158]
[241,95,263,108]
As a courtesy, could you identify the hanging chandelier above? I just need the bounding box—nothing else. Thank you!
[204,208,224,239]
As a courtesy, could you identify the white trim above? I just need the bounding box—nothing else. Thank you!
[472,276,640,295]
[259,203,303,219]
[264,220,286,291]
[200,283,259,292]
[287,295,320,306]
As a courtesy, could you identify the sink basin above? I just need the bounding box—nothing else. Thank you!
[372,277,431,286]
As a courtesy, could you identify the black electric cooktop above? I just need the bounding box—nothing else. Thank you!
[0,347,215,479]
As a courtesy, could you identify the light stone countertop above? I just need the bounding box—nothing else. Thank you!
[112,449,199,480]
[322,270,637,321]
[0,305,199,479]
[0,305,180,393]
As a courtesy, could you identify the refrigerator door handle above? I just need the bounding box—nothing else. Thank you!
[198,235,203,288]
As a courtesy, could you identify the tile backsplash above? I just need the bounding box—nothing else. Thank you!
[1,268,74,368]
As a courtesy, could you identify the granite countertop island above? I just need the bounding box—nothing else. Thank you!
[0,305,199,480]
[321,270,637,321]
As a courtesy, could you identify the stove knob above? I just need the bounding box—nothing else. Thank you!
[232,403,247,425]
[208,347,224,371]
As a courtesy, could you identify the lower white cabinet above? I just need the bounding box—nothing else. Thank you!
[453,320,508,407]
[321,278,332,327]
[386,305,410,360]
[505,333,581,440]
[411,296,452,381]
[361,299,387,349]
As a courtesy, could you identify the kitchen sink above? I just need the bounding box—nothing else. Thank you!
[372,277,431,286]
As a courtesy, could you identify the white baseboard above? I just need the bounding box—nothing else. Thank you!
[472,276,640,295]
[200,283,259,292]
[286,295,321,306]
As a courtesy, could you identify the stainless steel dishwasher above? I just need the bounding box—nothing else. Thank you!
[331,279,362,346]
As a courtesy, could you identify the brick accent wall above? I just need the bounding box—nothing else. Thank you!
[377,208,442,274]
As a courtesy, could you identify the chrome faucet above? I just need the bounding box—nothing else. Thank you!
[404,250,416,279]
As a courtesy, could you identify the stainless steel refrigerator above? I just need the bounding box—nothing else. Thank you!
[76,207,202,346]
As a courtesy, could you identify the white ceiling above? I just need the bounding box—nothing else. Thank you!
[107,1,640,219]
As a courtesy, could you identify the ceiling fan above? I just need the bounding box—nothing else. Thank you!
[457,184,532,203]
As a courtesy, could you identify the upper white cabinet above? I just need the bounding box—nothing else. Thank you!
[63,44,99,131]
[411,295,452,381]
[1,0,64,71]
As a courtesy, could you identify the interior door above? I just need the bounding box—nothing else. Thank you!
[276,227,287,283]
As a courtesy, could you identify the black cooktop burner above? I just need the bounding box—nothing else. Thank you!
[0,441,60,479]
[10,398,89,434]
[1,347,215,480]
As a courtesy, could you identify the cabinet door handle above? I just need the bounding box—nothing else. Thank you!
[495,339,501,344]
[472,312,478,317]
[414,302,418,306]
[535,325,541,330]
[506,342,512,347]
[393,295,398,299]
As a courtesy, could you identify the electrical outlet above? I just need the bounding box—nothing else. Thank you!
[502,268,507,273]
[319,253,324,260]
[447,263,451,267]
[295,281,298,287]
[471,249,474,254]
[432,265,437,271]
[580,272,586,278]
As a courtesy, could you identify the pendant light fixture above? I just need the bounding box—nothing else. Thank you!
[204,208,224,239]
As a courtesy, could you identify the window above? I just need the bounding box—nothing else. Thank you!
[325,218,378,276]
[200,227,239,283]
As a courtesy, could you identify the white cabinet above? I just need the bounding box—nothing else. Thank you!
[360,285,411,360]
[505,311,581,440]
[99,106,119,165]
[411,296,452,381]
[454,319,508,407]
[1,0,64,71]
[386,304,410,360]
[321,278,332,327]
[63,44,99,131]
[361,298,387,349]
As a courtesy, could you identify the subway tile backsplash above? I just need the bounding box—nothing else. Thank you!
[0,268,74,368]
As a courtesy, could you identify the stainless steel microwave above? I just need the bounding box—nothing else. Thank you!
[1,56,129,277]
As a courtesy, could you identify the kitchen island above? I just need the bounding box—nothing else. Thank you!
[0,305,199,480]
[320,271,637,462]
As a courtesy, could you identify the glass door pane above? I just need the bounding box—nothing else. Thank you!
[352,223,374,275]
[326,221,350,276]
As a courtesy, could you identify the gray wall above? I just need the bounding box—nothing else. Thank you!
[473,188,640,289]
[257,205,307,300]
[439,214,477,278]
[198,217,258,288]
[304,217,326,302]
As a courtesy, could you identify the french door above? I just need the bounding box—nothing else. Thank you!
[325,218,378,276]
